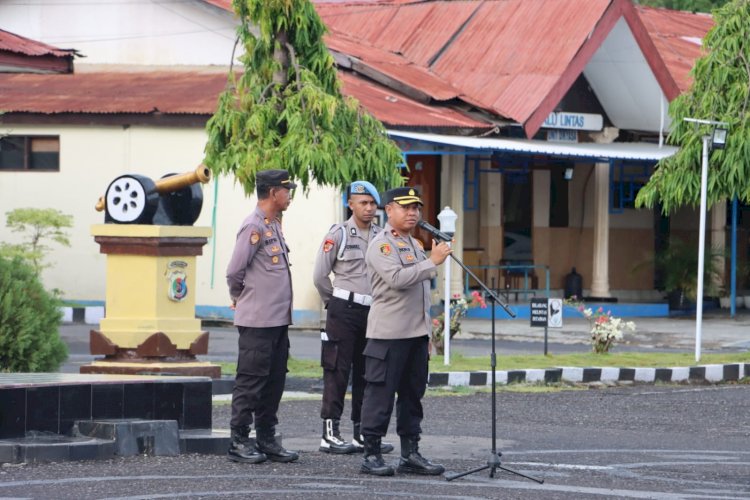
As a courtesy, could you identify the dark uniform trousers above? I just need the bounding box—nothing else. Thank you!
[360,336,429,438]
[320,297,368,422]
[230,325,289,430]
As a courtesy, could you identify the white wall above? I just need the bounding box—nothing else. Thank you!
[0,0,237,66]
[0,123,338,324]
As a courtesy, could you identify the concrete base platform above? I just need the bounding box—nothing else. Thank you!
[0,433,116,464]
[80,360,221,378]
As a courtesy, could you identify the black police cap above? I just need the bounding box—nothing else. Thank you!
[383,187,423,206]
[256,169,297,189]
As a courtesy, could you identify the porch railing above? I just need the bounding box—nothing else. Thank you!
[464,264,550,301]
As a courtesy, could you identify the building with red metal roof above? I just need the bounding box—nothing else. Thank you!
[0,0,725,322]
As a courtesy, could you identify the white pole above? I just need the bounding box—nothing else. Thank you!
[444,241,451,365]
[695,135,709,363]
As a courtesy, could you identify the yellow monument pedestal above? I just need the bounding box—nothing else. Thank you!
[81,224,220,378]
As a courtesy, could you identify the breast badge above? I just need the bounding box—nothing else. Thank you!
[265,230,273,237]
[250,231,260,245]
[271,245,280,252]
[379,243,392,256]
[405,254,415,262]
[272,256,279,264]
[323,239,335,253]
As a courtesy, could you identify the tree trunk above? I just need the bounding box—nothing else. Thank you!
[273,31,289,87]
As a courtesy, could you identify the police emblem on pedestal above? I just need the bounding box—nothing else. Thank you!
[166,260,188,302]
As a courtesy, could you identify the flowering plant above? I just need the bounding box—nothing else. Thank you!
[565,298,636,353]
[431,291,487,355]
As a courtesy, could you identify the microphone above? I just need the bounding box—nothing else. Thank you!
[417,220,453,242]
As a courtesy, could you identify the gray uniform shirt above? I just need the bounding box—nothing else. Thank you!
[312,217,381,304]
[365,223,437,340]
[226,206,292,328]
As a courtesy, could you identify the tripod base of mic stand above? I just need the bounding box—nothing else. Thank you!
[445,452,544,483]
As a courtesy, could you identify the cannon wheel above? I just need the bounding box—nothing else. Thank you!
[104,174,159,224]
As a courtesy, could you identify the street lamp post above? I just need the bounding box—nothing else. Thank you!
[683,118,728,363]
[437,206,457,365]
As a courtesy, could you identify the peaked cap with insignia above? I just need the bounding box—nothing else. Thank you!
[256,169,297,190]
[383,187,423,206]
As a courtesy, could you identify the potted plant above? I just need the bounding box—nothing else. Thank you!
[431,291,487,355]
[648,238,724,311]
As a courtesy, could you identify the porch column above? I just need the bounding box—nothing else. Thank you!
[590,127,619,298]
[448,154,465,297]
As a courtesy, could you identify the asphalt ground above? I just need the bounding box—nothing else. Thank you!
[1,384,749,499]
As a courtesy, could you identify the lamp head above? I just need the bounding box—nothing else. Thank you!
[711,127,727,150]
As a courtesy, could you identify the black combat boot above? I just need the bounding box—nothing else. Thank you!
[360,435,395,476]
[396,435,445,476]
[352,422,394,454]
[255,427,299,463]
[227,426,267,464]
[319,419,356,454]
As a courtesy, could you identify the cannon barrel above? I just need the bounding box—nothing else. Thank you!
[155,164,210,194]
[95,165,210,212]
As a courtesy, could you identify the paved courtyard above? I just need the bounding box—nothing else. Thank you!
[1,384,748,499]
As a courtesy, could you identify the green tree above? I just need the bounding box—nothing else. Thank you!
[204,0,405,195]
[636,0,750,213]
[0,208,73,275]
[636,0,729,12]
[0,256,68,372]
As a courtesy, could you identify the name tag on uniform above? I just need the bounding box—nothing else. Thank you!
[320,330,329,341]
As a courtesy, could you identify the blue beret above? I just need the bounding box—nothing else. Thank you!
[349,181,380,206]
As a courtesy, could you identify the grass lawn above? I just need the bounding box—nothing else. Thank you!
[218,352,750,378]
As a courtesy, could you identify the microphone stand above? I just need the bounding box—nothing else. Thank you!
[440,251,544,484]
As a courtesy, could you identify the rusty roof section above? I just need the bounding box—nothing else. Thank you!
[0,29,77,73]
[636,5,713,92]
[0,68,488,129]
[0,29,75,58]
[0,71,229,114]
[315,0,680,137]
[338,71,488,128]
[326,31,461,102]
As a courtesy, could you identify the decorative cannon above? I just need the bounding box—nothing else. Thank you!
[95,165,210,225]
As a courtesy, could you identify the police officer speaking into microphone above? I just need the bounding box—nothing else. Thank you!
[358,186,452,477]
[312,181,394,455]
[225,169,299,465]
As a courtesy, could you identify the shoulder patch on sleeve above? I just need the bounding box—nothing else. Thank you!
[323,239,335,253]
[379,243,392,256]
[250,231,260,245]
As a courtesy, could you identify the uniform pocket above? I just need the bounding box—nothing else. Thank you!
[321,340,338,371]
[238,346,271,377]
[363,340,389,383]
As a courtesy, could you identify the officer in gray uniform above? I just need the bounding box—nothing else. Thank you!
[226,169,299,465]
[312,181,393,455]
[358,186,452,477]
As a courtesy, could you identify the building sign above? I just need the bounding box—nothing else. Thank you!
[548,298,563,328]
[530,298,563,328]
[530,299,548,327]
[547,129,578,143]
[543,112,602,131]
